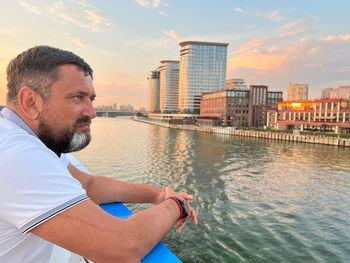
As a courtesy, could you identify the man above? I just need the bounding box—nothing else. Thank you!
[0,46,197,263]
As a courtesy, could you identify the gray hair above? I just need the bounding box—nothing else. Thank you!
[6,45,93,105]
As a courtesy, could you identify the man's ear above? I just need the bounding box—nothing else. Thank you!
[17,86,44,120]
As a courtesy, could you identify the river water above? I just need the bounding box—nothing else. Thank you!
[73,117,350,263]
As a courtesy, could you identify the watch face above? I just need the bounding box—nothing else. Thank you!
[178,198,189,219]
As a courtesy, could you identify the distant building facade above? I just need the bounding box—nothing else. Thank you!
[200,86,283,128]
[179,41,228,114]
[226,78,248,90]
[321,88,334,99]
[267,91,283,110]
[111,102,117,110]
[321,86,350,100]
[200,89,250,127]
[159,60,179,113]
[138,107,146,112]
[149,69,160,113]
[288,83,308,101]
[120,104,134,111]
[248,85,268,128]
[337,86,350,99]
[267,99,350,134]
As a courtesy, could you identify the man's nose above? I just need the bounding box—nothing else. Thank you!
[83,99,96,119]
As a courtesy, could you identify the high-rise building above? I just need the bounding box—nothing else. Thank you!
[179,41,228,114]
[288,83,308,101]
[159,60,179,113]
[226,78,248,90]
[337,86,350,99]
[248,85,268,128]
[322,86,350,100]
[149,69,160,113]
[321,87,334,99]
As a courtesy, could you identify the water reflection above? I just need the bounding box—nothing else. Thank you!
[73,118,350,263]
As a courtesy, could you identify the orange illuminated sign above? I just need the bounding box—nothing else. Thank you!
[277,101,314,111]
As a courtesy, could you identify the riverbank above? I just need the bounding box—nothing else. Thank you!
[134,117,350,147]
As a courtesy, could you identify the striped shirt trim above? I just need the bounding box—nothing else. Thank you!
[20,194,89,234]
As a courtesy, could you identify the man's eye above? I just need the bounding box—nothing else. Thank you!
[73,95,82,100]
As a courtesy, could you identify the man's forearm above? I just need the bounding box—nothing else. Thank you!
[32,198,181,263]
[69,165,165,205]
[86,175,165,205]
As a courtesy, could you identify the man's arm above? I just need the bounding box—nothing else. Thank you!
[69,164,198,233]
[32,196,181,263]
[69,164,166,205]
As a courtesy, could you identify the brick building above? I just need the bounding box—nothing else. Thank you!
[200,86,283,127]
[200,89,250,126]
[248,85,268,128]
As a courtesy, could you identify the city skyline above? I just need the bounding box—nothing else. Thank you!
[1,0,350,109]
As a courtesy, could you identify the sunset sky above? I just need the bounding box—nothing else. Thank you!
[1,0,350,109]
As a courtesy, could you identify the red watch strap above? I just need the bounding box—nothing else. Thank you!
[167,197,183,221]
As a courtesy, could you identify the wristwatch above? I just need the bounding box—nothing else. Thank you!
[168,197,189,220]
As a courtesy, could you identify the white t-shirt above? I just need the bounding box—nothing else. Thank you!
[0,117,88,262]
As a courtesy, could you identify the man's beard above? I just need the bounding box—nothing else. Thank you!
[38,116,92,156]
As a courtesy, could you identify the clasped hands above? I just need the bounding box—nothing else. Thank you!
[155,186,198,232]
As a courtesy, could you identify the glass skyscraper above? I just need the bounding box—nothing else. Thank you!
[179,41,228,114]
[149,69,160,112]
[159,60,179,113]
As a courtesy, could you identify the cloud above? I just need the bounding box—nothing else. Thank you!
[228,33,350,96]
[229,50,289,73]
[137,0,150,8]
[50,1,111,31]
[235,19,316,54]
[279,18,311,32]
[19,0,111,32]
[76,0,89,7]
[163,29,182,39]
[71,39,87,47]
[269,10,284,22]
[257,10,284,22]
[234,8,244,13]
[19,0,30,8]
[152,0,162,8]
[19,0,40,15]
[136,0,167,9]
[85,10,111,26]
[62,32,87,47]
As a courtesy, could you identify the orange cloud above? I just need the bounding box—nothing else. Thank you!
[227,33,350,96]
[229,50,289,73]
[163,29,182,39]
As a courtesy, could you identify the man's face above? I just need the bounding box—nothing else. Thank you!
[37,64,96,155]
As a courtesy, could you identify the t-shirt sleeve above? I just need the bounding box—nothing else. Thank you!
[0,134,88,234]
[60,153,71,169]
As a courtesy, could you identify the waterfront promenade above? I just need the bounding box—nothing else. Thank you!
[134,117,350,147]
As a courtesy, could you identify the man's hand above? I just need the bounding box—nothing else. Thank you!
[164,186,198,232]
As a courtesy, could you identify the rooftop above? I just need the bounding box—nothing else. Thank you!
[179,41,229,47]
